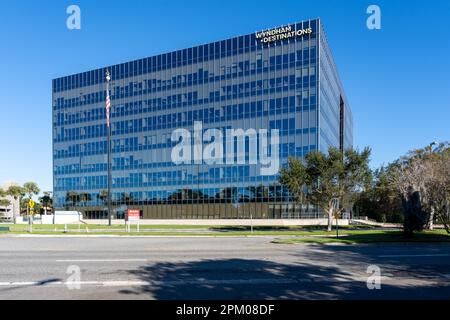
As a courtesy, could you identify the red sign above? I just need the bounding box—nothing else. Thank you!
[126,209,140,221]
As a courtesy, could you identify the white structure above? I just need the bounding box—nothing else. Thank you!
[0,182,21,221]
[41,211,83,224]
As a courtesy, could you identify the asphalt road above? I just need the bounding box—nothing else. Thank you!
[0,235,449,300]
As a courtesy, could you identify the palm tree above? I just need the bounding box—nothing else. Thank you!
[120,192,134,205]
[65,191,80,208]
[23,182,40,216]
[97,190,108,206]
[79,193,92,207]
[39,192,53,215]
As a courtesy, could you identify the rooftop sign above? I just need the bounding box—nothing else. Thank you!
[255,25,313,44]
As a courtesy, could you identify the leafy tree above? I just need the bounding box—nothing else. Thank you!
[23,182,40,216]
[279,158,308,204]
[354,165,403,223]
[401,189,428,236]
[280,147,372,231]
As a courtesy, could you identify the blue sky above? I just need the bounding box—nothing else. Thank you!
[0,0,449,192]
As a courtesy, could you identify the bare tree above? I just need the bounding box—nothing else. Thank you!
[422,143,450,232]
[391,142,450,234]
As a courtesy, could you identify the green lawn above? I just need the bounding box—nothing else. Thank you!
[0,223,374,233]
[0,223,449,242]
[2,224,211,232]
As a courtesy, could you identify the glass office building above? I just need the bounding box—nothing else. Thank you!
[52,18,352,219]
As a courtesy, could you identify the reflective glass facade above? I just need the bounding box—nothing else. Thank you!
[52,19,352,219]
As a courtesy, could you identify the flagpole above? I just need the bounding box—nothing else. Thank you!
[106,69,112,226]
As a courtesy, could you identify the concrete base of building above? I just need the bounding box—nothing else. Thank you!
[79,218,350,226]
